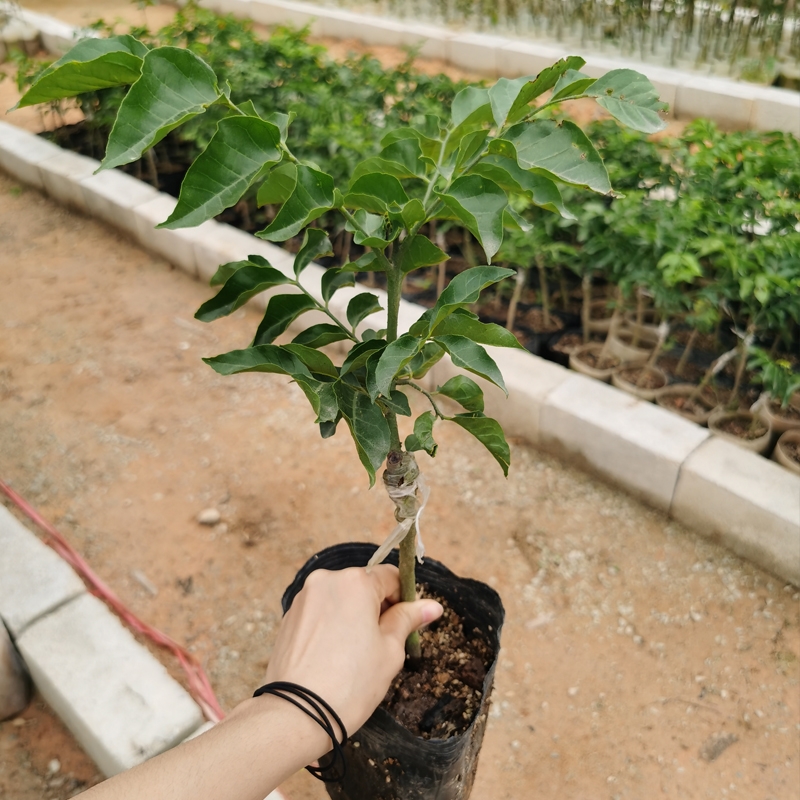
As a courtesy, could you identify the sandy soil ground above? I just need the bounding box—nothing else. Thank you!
[0,3,797,800]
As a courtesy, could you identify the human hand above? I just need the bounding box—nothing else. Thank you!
[263,565,443,737]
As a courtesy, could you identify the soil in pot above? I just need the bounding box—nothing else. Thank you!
[541,327,584,366]
[611,365,668,401]
[709,411,772,455]
[758,396,800,435]
[520,306,565,355]
[569,343,620,382]
[606,326,658,364]
[773,430,800,474]
[655,384,717,425]
[282,543,503,800]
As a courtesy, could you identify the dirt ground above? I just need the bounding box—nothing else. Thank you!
[1,3,798,800]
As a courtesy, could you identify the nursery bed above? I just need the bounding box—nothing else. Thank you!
[1,172,799,799]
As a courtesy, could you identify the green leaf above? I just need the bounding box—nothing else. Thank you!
[159,116,282,228]
[341,251,383,273]
[257,162,297,207]
[208,256,264,286]
[294,228,332,277]
[102,47,220,170]
[347,293,384,329]
[16,36,148,108]
[374,334,423,397]
[195,264,292,321]
[488,57,586,128]
[252,293,318,345]
[382,126,440,165]
[433,335,507,394]
[471,155,575,219]
[455,130,489,172]
[258,165,335,241]
[504,206,533,232]
[434,310,525,349]
[452,86,492,126]
[340,340,386,376]
[321,268,356,303]
[334,382,391,487]
[408,342,445,379]
[551,69,596,101]
[345,210,395,249]
[586,69,668,133]
[382,390,412,417]
[501,120,611,194]
[405,412,437,457]
[282,343,338,378]
[435,375,485,412]
[319,416,341,439]
[401,199,426,230]
[399,235,448,274]
[291,323,350,349]
[203,343,311,378]
[264,111,291,142]
[351,156,418,183]
[450,414,510,476]
[437,176,508,261]
[344,173,409,214]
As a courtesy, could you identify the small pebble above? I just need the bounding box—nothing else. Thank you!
[47,759,60,775]
[568,687,579,697]
[197,508,221,526]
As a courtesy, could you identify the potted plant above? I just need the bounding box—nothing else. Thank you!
[18,40,666,797]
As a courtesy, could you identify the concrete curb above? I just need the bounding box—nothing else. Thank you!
[1,119,797,589]
[183,0,800,135]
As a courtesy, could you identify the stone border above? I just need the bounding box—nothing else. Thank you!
[180,0,800,135]
[1,119,797,587]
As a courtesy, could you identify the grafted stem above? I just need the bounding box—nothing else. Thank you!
[383,449,422,660]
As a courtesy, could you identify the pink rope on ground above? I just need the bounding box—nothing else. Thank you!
[0,478,225,724]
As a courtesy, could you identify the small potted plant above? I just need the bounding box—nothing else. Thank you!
[18,39,666,798]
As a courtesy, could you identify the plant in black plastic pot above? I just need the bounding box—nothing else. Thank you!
[18,41,667,798]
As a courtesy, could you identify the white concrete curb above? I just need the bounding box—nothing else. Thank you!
[0,505,206,776]
[183,0,800,136]
[1,119,797,589]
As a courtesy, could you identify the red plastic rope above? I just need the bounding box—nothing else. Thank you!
[0,478,225,724]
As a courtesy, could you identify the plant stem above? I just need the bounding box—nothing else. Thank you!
[506,266,525,331]
[399,526,421,659]
[581,273,592,345]
[537,257,550,328]
[676,327,698,378]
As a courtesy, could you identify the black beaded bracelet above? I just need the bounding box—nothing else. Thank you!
[253,681,347,782]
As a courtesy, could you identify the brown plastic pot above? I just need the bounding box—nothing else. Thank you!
[773,429,800,475]
[605,325,659,364]
[568,343,620,383]
[611,365,668,402]
[655,384,717,426]
[708,409,773,455]
[282,543,504,800]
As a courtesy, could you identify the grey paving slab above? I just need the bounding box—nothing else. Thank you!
[17,593,204,777]
[133,195,200,278]
[0,504,85,637]
[539,374,710,511]
[39,150,98,213]
[0,121,62,190]
[671,437,800,586]
[80,168,160,238]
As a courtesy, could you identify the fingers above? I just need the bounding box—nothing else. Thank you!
[367,564,402,607]
[379,598,443,647]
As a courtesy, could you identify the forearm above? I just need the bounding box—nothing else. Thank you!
[81,696,330,800]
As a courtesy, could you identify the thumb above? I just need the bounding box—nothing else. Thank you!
[380,599,443,645]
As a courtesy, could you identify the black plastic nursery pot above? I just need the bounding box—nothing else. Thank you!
[281,543,504,800]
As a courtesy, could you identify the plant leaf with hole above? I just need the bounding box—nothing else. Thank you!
[586,69,668,133]
[160,116,282,228]
[450,413,510,475]
[500,120,611,194]
[102,47,220,170]
[16,36,148,108]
